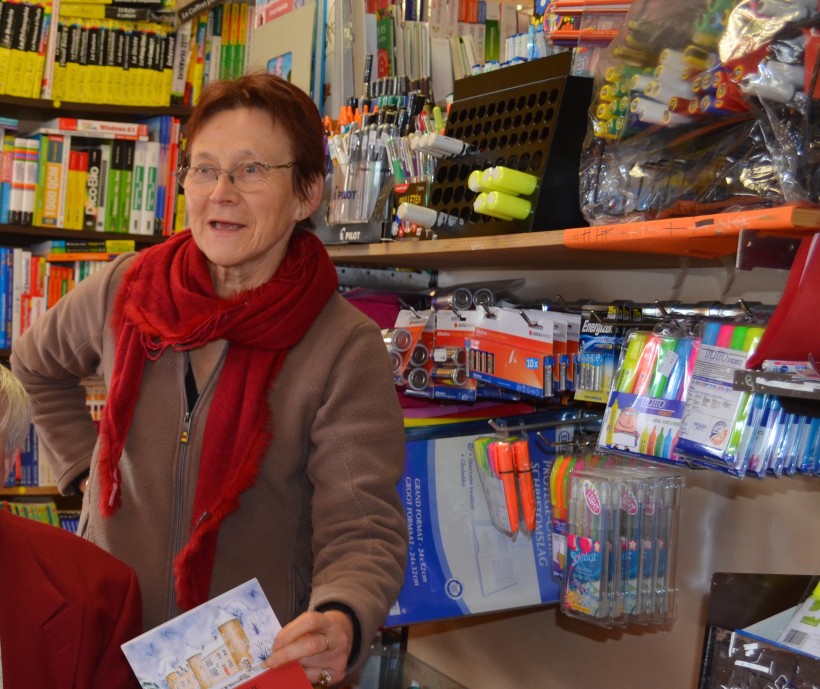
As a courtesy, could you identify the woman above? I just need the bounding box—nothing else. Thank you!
[11,73,408,687]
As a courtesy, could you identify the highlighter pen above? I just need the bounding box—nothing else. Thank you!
[681,337,701,401]
[630,333,661,396]
[701,320,722,346]
[662,336,693,400]
[615,330,650,393]
[715,323,735,348]
[741,325,766,357]
[484,166,539,196]
[468,169,489,193]
[647,336,678,398]
[728,325,749,351]
[421,133,477,157]
[723,325,766,461]
[493,441,520,535]
[397,202,464,230]
[549,456,564,521]
[472,436,492,474]
[483,191,532,220]
[513,439,536,532]
[432,105,445,134]
[473,193,515,221]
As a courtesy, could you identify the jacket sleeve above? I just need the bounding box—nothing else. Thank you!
[306,316,409,670]
[10,254,133,493]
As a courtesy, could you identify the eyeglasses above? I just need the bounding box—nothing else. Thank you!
[176,160,296,194]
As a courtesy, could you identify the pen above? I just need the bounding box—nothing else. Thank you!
[484,166,539,196]
[493,441,520,535]
[420,133,476,157]
[662,336,693,400]
[647,336,677,398]
[513,439,536,532]
[483,191,532,220]
[615,330,649,392]
[630,333,661,396]
[397,203,465,230]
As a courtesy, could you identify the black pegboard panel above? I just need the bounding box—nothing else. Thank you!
[429,52,593,236]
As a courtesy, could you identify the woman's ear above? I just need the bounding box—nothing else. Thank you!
[299,174,325,221]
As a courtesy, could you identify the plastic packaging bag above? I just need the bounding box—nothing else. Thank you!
[578,0,819,224]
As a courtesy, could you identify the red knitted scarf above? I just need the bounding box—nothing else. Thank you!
[97,229,338,611]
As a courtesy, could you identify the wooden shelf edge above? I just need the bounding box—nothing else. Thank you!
[562,205,820,257]
[325,229,723,270]
[3,94,191,119]
[0,225,165,248]
[1,486,61,496]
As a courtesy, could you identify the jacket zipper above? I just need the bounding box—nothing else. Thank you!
[166,345,229,620]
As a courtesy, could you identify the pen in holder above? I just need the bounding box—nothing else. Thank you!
[328,152,391,225]
[312,167,394,244]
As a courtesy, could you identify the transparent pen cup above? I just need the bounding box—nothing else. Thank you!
[327,160,390,225]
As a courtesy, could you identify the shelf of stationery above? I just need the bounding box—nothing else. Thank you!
[326,205,820,270]
[0,226,165,250]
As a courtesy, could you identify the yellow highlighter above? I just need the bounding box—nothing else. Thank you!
[485,166,539,196]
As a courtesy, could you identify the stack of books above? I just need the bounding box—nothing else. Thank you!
[2,115,184,235]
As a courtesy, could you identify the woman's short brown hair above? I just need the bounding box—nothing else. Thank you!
[183,72,326,207]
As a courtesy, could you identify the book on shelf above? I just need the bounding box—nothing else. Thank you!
[0,247,9,348]
[32,131,68,228]
[0,121,19,224]
[94,139,112,232]
[5,2,46,98]
[83,143,103,230]
[21,137,40,227]
[65,145,88,229]
[8,137,29,225]
[115,137,135,232]
[0,501,62,528]
[141,139,160,235]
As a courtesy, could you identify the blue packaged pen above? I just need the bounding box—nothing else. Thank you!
[661,336,693,401]
[764,400,788,477]
[733,393,769,477]
[747,396,781,478]
[797,416,820,474]
[777,412,802,476]
[811,422,820,476]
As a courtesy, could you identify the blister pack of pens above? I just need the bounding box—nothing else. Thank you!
[616,467,683,626]
[470,436,539,540]
[560,468,621,626]
[675,321,767,475]
[598,323,700,466]
[712,395,820,478]
[548,452,609,579]
[561,463,683,628]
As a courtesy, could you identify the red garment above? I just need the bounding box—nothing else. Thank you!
[0,510,142,689]
[98,229,338,610]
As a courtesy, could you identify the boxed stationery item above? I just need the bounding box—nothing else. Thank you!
[579,0,819,224]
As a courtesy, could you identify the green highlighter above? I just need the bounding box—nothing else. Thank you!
[647,336,678,398]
